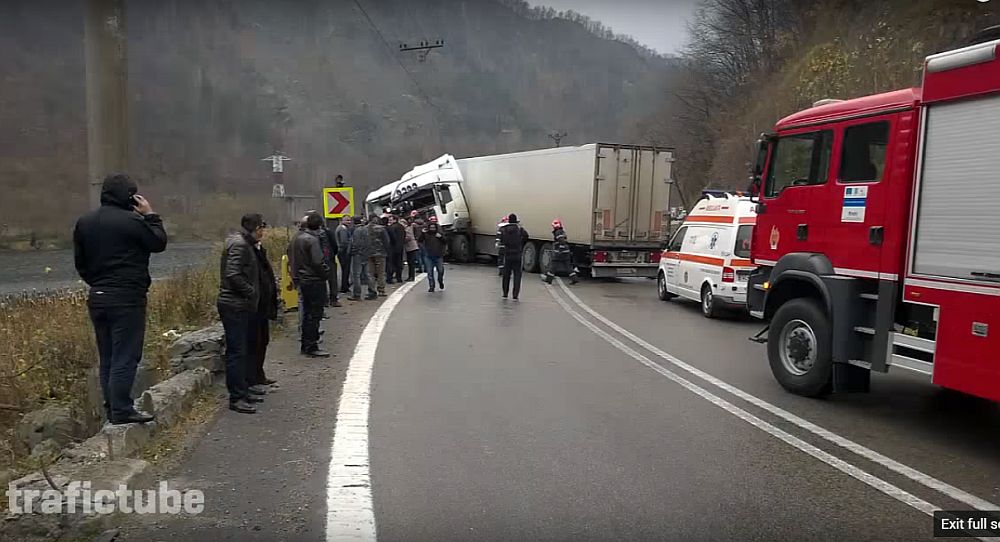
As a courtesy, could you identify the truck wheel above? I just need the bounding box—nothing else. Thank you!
[767,298,833,397]
[450,234,472,263]
[657,272,675,301]
[522,242,540,273]
[539,243,554,274]
[700,284,718,318]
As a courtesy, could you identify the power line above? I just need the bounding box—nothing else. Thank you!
[351,0,444,122]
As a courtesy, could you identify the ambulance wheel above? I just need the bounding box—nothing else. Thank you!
[700,284,718,318]
[539,243,554,274]
[657,272,675,301]
[767,298,833,397]
[450,234,472,263]
[522,242,540,273]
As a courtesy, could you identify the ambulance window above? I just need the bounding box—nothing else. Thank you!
[765,130,833,197]
[840,121,889,183]
[734,225,753,258]
[668,227,687,252]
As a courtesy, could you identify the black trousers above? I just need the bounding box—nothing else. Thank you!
[247,312,270,386]
[502,258,523,298]
[405,250,418,280]
[390,248,404,282]
[300,280,326,353]
[218,303,251,404]
[89,305,146,420]
[326,259,339,302]
[338,253,351,293]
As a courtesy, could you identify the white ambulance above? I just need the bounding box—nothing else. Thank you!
[657,193,756,318]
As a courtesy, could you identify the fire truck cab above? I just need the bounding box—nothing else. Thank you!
[747,36,1000,403]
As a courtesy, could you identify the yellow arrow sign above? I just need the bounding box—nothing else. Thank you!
[323,187,355,218]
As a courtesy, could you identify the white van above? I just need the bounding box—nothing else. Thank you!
[657,194,756,318]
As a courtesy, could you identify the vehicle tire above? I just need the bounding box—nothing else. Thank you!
[657,272,675,301]
[767,298,834,397]
[539,243,554,274]
[449,234,472,263]
[700,284,718,318]
[522,242,540,273]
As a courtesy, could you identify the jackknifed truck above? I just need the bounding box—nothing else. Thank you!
[378,143,675,277]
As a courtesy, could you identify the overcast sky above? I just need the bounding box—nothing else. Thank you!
[528,0,700,55]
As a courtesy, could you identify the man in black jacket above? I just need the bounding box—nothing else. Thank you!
[293,213,331,357]
[319,218,341,307]
[386,214,406,284]
[218,213,268,414]
[248,232,279,392]
[498,213,529,300]
[74,173,167,424]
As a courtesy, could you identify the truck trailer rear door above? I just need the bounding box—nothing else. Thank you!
[593,145,671,245]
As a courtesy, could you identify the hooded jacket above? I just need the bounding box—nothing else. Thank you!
[401,219,418,252]
[218,229,261,312]
[73,176,168,307]
[367,222,391,258]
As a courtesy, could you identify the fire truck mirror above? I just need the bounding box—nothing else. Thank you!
[752,135,770,176]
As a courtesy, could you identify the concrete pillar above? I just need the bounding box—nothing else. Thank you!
[84,0,129,208]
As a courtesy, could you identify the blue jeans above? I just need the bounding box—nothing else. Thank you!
[425,255,444,288]
[217,303,251,404]
[351,256,375,298]
[89,305,146,420]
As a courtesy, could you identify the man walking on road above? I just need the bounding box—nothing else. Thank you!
[419,216,447,293]
[217,213,268,414]
[292,214,331,358]
[348,217,377,301]
[367,216,391,296]
[335,216,353,294]
[74,173,167,424]
[401,215,419,281]
[498,213,529,300]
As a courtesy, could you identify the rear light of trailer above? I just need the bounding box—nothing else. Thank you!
[649,251,662,263]
[592,250,608,263]
[722,267,736,283]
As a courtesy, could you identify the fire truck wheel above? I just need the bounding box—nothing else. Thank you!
[657,272,675,301]
[701,284,718,318]
[767,298,833,397]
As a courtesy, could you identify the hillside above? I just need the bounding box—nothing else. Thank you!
[649,0,1000,206]
[0,0,675,244]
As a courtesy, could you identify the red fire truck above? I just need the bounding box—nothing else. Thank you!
[747,33,1000,403]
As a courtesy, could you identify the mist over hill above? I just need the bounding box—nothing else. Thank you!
[0,0,677,243]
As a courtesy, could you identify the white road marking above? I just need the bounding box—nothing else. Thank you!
[326,277,422,542]
[545,284,944,520]
[556,278,999,512]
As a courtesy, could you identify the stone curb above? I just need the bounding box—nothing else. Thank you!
[2,366,214,541]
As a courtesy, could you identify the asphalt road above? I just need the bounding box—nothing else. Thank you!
[370,266,998,541]
[116,264,999,541]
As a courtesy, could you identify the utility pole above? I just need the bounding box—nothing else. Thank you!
[549,131,568,148]
[85,0,129,208]
[399,39,445,62]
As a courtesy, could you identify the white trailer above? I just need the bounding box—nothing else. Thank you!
[388,143,675,277]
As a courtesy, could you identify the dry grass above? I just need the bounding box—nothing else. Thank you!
[0,229,290,472]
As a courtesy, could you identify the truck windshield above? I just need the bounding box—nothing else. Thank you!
[734,225,752,258]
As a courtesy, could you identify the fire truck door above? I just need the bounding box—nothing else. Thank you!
[825,119,892,278]
[756,129,833,264]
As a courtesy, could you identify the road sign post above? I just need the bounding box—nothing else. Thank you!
[323,187,355,219]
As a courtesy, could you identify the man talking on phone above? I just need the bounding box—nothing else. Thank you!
[74,173,168,424]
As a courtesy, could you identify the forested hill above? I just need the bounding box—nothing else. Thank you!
[0,0,677,244]
[648,0,1000,206]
